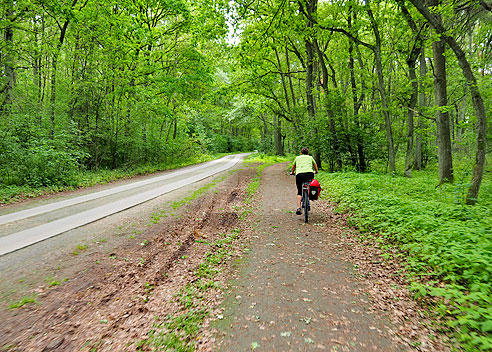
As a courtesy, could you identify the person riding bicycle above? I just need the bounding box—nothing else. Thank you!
[290,147,318,215]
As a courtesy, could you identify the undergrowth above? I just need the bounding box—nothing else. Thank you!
[317,167,492,351]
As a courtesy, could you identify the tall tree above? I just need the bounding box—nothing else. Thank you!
[397,0,424,177]
[298,0,397,172]
[1,0,15,113]
[348,8,367,172]
[408,0,488,203]
[41,0,83,138]
[301,0,322,167]
[429,0,454,184]
[414,46,427,170]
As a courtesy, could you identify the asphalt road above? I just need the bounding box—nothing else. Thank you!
[0,154,246,256]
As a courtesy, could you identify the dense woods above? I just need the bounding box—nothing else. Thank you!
[232,0,490,203]
[0,0,256,189]
[1,0,491,349]
[0,0,490,200]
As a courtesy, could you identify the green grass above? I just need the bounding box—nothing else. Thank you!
[243,153,292,165]
[317,163,492,351]
[137,229,241,351]
[171,173,231,210]
[8,296,38,309]
[77,244,88,251]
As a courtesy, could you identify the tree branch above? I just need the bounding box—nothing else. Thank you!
[480,0,492,11]
[297,0,376,52]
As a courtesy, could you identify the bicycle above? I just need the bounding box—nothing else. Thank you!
[301,180,312,223]
[291,173,312,223]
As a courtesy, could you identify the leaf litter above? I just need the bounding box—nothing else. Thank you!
[210,163,451,352]
[0,163,455,351]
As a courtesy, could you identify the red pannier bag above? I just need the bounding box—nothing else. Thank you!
[309,179,322,200]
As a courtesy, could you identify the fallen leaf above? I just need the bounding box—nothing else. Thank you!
[300,317,312,324]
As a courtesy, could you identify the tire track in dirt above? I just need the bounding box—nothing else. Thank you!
[0,167,256,351]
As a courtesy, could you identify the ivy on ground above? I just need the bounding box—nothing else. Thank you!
[317,170,492,351]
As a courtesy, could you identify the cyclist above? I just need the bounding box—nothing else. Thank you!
[290,147,318,215]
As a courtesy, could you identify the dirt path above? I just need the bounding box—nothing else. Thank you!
[0,162,449,351]
[211,163,445,352]
[0,166,255,351]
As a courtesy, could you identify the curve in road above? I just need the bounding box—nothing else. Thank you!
[0,154,245,256]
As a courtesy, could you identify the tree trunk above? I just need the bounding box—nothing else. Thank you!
[2,0,15,114]
[404,63,417,177]
[273,115,283,155]
[408,0,487,203]
[365,1,396,172]
[48,0,79,139]
[348,9,367,172]
[456,30,473,145]
[173,116,177,140]
[285,45,297,107]
[305,38,316,120]
[414,47,426,170]
[40,14,46,105]
[32,16,41,109]
[375,44,395,172]
[275,47,291,112]
[302,0,321,169]
[49,19,72,138]
[397,1,422,177]
[354,36,367,171]
[49,56,58,139]
[431,26,454,183]
[314,38,341,170]
[301,0,317,121]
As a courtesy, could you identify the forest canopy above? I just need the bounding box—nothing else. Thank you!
[0,0,490,201]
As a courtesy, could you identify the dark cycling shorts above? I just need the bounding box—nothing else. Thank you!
[296,172,314,196]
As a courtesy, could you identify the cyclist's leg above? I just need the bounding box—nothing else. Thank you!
[295,174,303,214]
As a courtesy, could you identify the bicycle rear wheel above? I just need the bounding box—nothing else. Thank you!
[303,190,309,223]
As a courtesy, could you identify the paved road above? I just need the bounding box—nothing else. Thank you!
[0,154,245,256]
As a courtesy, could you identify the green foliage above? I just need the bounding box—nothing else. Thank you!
[244,153,291,165]
[317,164,492,351]
[243,153,290,202]
[0,0,261,196]
[0,135,84,188]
